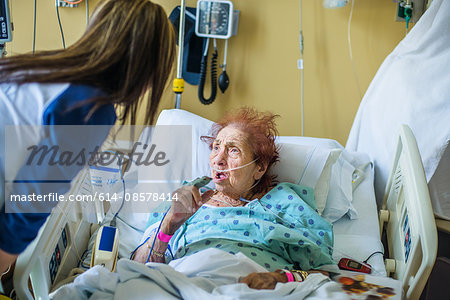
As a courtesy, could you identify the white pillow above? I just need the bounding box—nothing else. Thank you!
[268,143,341,214]
[154,109,214,182]
[322,151,357,222]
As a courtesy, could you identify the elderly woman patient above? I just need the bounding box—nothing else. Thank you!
[132,108,333,289]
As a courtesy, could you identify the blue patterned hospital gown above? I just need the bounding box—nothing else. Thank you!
[146,182,334,271]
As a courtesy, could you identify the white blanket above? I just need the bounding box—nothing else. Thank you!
[346,0,450,207]
[51,248,334,300]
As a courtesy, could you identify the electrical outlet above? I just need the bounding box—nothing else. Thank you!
[395,0,427,24]
[56,0,79,8]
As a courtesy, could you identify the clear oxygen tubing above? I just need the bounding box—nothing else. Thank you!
[211,157,258,172]
[174,0,187,109]
[209,178,262,206]
[209,157,261,204]
[299,0,304,136]
[347,0,362,100]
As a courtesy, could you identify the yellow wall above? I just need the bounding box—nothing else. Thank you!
[7,0,410,145]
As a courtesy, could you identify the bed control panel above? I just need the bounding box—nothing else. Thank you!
[402,213,411,263]
[0,0,12,43]
[49,226,68,284]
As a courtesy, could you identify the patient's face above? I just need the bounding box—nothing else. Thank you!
[210,126,261,198]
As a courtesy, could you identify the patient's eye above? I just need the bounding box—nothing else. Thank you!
[229,147,240,157]
[212,143,222,154]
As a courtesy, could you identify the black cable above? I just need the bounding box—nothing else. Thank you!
[78,249,90,269]
[109,174,125,227]
[198,49,218,105]
[33,0,37,53]
[363,251,384,263]
[108,152,126,227]
[56,3,66,49]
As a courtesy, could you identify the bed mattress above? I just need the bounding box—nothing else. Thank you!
[332,151,386,276]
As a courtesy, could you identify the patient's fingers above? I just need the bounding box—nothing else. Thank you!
[239,272,283,290]
[133,243,150,263]
[308,270,329,277]
[190,186,202,208]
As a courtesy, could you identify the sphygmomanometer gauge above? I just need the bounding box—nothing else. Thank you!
[196,0,233,39]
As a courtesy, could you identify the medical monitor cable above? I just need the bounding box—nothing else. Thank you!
[55,1,66,49]
[363,251,384,264]
[198,38,218,105]
[100,150,127,228]
[299,0,304,136]
[85,0,89,26]
[33,0,37,53]
[347,0,362,100]
[0,264,11,294]
[146,207,170,263]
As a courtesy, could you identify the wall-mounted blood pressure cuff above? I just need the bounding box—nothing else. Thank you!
[169,6,205,85]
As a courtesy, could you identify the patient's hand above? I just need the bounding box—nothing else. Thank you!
[132,236,166,264]
[239,271,288,290]
[239,270,330,290]
[164,186,214,233]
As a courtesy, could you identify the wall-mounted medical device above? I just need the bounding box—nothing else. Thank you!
[195,0,239,104]
[0,0,12,43]
[195,0,238,39]
[395,0,429,27]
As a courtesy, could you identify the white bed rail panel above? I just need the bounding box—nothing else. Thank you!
[381,124,437,300]
[13,171,92,300]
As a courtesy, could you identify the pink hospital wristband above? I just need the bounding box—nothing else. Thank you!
[284,270,294,282]
[157,231,173,243]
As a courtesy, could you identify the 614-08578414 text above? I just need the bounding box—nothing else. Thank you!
[8,192,179,203]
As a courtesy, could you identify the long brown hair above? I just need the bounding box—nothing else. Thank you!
[0,0,176,125]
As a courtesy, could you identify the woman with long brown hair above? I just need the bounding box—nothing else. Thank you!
[0,0,176,273]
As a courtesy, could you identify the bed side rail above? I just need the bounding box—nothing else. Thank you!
[379,124,437,300]
[13,170,92,300]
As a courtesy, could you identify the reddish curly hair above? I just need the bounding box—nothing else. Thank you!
[201,107,280,195]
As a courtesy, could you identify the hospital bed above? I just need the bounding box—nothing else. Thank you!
[11,109,437,299]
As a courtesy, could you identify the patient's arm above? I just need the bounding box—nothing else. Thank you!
[132,233,168,263]
[165,186,214,229]
[133,186,214,264]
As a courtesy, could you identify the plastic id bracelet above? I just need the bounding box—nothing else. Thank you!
[282,269,308,282]
[157,231,173,243]
[283,270,295,282]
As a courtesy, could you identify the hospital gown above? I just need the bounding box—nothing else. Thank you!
[144,182,334,272]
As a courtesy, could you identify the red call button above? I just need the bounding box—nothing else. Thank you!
[338,258,372,274]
